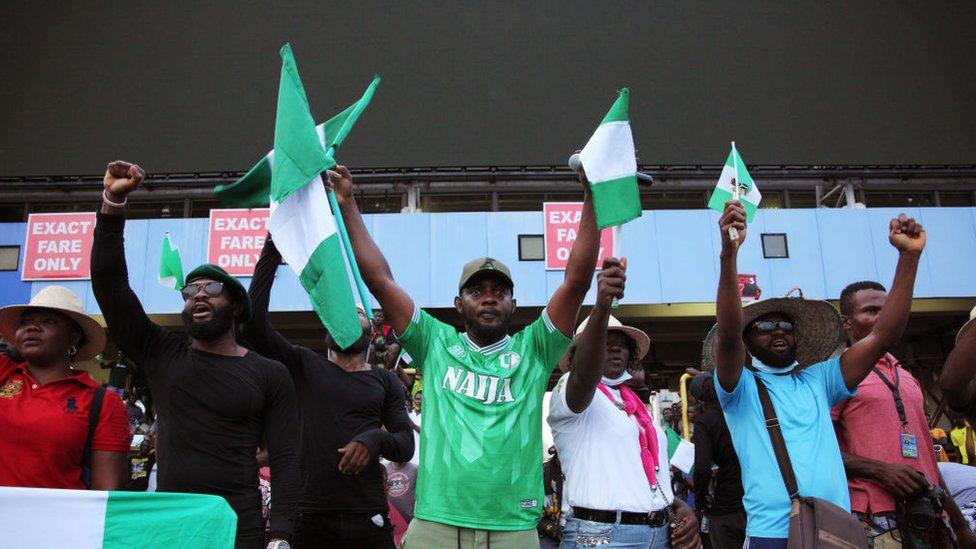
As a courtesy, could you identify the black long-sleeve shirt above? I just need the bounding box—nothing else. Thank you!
[692,406,745,516]
[245,236,414,513]
[91,212,301,544]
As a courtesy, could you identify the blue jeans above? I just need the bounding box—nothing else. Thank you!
[560,515,669,548]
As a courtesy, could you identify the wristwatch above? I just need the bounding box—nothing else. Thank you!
[267,540,291,549]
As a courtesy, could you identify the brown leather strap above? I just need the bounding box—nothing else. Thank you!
[755,378,800,499]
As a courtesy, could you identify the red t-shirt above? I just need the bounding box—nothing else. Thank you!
[0,355,131,489]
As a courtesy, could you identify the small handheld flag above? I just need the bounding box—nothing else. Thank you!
[707,142,762,241]
[157,233,184,290]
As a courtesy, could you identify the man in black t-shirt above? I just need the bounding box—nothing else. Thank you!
[92,160,300,549]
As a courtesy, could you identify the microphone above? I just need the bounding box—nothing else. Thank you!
[568,153,654,186]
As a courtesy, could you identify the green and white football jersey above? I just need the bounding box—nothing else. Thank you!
[399,307,571,530]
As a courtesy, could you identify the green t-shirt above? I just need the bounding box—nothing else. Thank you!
[398,307,571,530]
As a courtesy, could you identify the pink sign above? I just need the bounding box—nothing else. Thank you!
[207,209,270,276]
[22,213,97,280]
[543,202,615,270]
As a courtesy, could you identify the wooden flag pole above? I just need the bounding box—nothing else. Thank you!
[728,141,740,242]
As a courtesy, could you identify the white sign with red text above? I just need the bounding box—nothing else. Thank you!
[22,213,97,280]
[207,209,270,276]
[543,202,615,270]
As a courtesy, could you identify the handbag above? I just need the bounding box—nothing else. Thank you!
[754,379,868,549]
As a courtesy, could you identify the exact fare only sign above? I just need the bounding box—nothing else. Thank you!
[543,203,615,270]
[207,209,270,276]
[22,213,97,280]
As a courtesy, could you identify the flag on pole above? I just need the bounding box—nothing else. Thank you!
[707,143,762,222]
[0,487,237,548]
[665,425,695,474]
[157,233,184,290]
[579,88,641,229]
[267,44,363,350]
[214,75,381,208]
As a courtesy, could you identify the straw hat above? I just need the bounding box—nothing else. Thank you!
[0,286,107,361]
[701,294,844,371]
[957,306,976,344]
[557,313,650,371]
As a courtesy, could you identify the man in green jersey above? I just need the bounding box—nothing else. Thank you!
[330,165,600,548]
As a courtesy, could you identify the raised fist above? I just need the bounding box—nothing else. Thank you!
[596,256,626,307]
[719,200,747,252]
[888,213,926,254]
[103,160,145,202]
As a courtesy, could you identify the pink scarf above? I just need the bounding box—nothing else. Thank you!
[597,382,660,487]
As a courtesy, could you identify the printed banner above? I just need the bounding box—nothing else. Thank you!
[22,213,97,280]
[207,209,270,276]
[543,203,614,270]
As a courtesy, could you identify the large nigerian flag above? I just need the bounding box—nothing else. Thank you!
[0,487,236,548]
[157,233,184,289]
[579,88,641,229]
[268,44,362,349]
[214,75,381,208]
[707,143,762,222]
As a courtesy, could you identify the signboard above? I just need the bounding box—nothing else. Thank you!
[207,209,270,276]
[22,213,97,280]
[543,203,615,270]
[738,273,761,302]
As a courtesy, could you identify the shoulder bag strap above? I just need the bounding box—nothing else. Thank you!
[81,385,107,489]
[754,378,800,499]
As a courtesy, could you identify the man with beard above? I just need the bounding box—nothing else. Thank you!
[91,160,300,549]
[329,164,600,548]
[245,235,413,548]
[706,201,925,547]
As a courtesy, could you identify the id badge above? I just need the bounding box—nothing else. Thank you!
[901,432,919,459]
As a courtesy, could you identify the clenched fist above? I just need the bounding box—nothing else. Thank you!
[103,160,145,204]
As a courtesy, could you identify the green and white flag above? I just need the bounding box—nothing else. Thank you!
[214,75,381,208]
[268,44,362,350]
[665,425,695,474]
[157,233,184,290]
[707,142,762,222]
[0,487,237,548]
[579,88,641,229]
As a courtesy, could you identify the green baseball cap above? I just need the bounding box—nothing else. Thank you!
[458,257,514,293]
[184,264,252,322]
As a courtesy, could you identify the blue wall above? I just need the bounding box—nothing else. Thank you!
[11,207,976,314]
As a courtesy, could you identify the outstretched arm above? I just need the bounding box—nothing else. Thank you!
[714,201,748,392]
[941,328,976,414]
[546,172,601,336]
[244,235,302,371]
[565,257,626,413]
[841,214,925,389]
[330,166,414,335]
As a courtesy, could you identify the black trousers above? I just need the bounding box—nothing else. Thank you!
[707,509,747,549]
[296,510,396,549]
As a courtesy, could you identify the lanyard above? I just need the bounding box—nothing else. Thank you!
[872,365,908,427]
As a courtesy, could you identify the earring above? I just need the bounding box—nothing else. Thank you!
[68,345,78,357]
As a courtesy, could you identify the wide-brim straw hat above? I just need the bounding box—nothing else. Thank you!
[557,313,650,371]
[0,286,107,361]
[701,296,844,371]
[957,305,976,344]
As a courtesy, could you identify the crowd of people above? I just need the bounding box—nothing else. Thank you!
[1,158,976,549]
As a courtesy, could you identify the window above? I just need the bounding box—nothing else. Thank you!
[639,191,706,210]
[518,235,544,261]
[761,233,789,259]
[939,192,974,207]
[359,193,404,213]
[0,246,19,271]
[863,191,935,207]
[421,193,492,212]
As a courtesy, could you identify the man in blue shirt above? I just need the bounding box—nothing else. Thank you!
[706,201,926,547]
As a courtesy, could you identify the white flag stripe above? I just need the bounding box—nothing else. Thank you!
[579,121,637,184]
[716,164,762,204]
[3,487,107,547]
[269,174,337,274]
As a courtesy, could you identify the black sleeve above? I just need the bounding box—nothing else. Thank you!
[353,369,415,463]
[244,235,303,373]
[692,417,713,514]
[262,360,302,541]
[90,212,182,372]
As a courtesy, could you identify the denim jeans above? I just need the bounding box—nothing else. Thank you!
[560,515,670,548]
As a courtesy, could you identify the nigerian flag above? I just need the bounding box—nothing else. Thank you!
[157,233,184,290]
[268,44,362,349]
[214,75,380,208]
[707,143,762,222]
[0,487,236,548]
[665,425,695,474]
[579,88,641,229]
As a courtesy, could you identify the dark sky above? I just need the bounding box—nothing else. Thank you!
[1,1,974,176]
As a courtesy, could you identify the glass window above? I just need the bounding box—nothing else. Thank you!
[863,191,935,207]
[640,191,706,210]
[787,190,818,208]
[761,233,789,258]
[939,191,974,207]
[421,193,491,212]
[497,193,579,212]
[760,191,784,209]
[518,235,544,261]
[0,204,24,222]
[359,193,404,214]
[125,200,187,220]
[0,246,19,271]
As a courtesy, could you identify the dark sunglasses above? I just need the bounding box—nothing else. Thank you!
[180,281,224,300]
[751,320,795,334]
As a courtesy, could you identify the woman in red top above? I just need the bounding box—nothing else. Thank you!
[0,286,130,490]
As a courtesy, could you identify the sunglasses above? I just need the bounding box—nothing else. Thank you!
[180,281,224,300]
[750,320,795,334]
